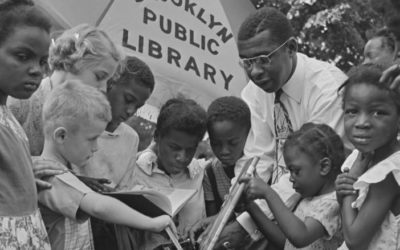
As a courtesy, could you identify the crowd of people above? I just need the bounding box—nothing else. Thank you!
[1,0,400,249]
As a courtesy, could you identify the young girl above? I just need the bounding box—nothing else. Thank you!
[0,0,51,248]
[8,23,122,156]
[242,123,345,249]
[132,97,208,249]
[335,64,400,249]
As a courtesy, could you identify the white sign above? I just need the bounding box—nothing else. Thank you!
[99,0,250,112]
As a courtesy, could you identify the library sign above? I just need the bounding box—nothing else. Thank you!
[99,0,248,109]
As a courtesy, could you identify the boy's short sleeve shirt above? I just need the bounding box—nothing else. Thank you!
[133,149,206,249]
[37,158,95,250]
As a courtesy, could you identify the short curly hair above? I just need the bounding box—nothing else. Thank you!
[339,63,400,112]
[48,23,122,74]
[108,56,155,92]
[283,122,345,176]
[0,0,51,46]
[207,96,251,132]
[238,7,293,45]
[155,98,207,142]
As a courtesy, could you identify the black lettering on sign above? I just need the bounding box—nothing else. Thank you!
[167,47,181,67]
[184,56,200,77]
[204,63,216,84]
[142,6,220,55]
[121,30,234,90]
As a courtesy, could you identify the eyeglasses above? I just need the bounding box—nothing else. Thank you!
[239,37,294,70]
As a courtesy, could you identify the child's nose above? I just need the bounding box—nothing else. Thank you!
[176,150,189,163]
[126,105,137,117]
[220,144,230,154]
[289,174,295,183]
[355,113,371,128]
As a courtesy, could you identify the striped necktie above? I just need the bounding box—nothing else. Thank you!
[271,89,293,184]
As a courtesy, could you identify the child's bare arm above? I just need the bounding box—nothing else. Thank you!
[241,177,327,248]
[80,192,175,233]
[247,201,285,248]
[341,173,399,249]
[260,187,326,248]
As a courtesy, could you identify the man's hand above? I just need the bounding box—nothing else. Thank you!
[380,64,400,93]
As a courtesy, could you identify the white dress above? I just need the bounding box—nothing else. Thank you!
[341,150,400,250]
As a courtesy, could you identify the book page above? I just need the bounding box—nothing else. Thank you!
[108,185,196,217]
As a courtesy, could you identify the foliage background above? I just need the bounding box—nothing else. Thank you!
[249,0,393,73]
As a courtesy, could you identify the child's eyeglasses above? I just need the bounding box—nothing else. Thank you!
[239,37,294,70]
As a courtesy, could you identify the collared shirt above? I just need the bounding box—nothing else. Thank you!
[73,122,139,191]
[37,158,95,250]
[132,149,206,249]
[239,52,348,181]
[237,52,348,240]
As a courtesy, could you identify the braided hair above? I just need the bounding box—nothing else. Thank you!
[283,123,345,176]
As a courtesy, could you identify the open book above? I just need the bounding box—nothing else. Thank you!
[106,185,196,218]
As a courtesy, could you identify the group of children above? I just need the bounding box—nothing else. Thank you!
[1,1,400,250]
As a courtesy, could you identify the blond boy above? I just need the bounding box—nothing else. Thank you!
[37,80,174,250]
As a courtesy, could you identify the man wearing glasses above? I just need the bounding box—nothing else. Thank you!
[212,6,348,249]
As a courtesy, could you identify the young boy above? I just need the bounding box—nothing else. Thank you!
[73,56,155,191]
[203,96,251,216]
[132,98,208,250]
[37,80,174,250]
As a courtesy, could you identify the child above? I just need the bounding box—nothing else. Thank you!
[37,80,174,249]
[335,64,400,249]
[8,23,122,156]
[132,97,208,249]
[242,123,345,249]
[0,0,51,248]
[74,55,155,191]
[74,56,155,250]
[203,96,251,216]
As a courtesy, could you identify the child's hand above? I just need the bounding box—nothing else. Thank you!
[240,174,269,200]
[76,175,115,193]
[188,215,216,244]
[335,168,358,205]
[350,151,373,177]
[151,215,176,233]
[32,157,66,191]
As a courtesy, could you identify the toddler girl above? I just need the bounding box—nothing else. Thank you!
[242,123,345,249]
[335,64,400,249]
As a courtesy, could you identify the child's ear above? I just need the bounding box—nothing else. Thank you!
[287,38,298,56]
[319,157,332,176]
[53,127,67,143]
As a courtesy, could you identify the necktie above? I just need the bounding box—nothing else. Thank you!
[271,89,293,184]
